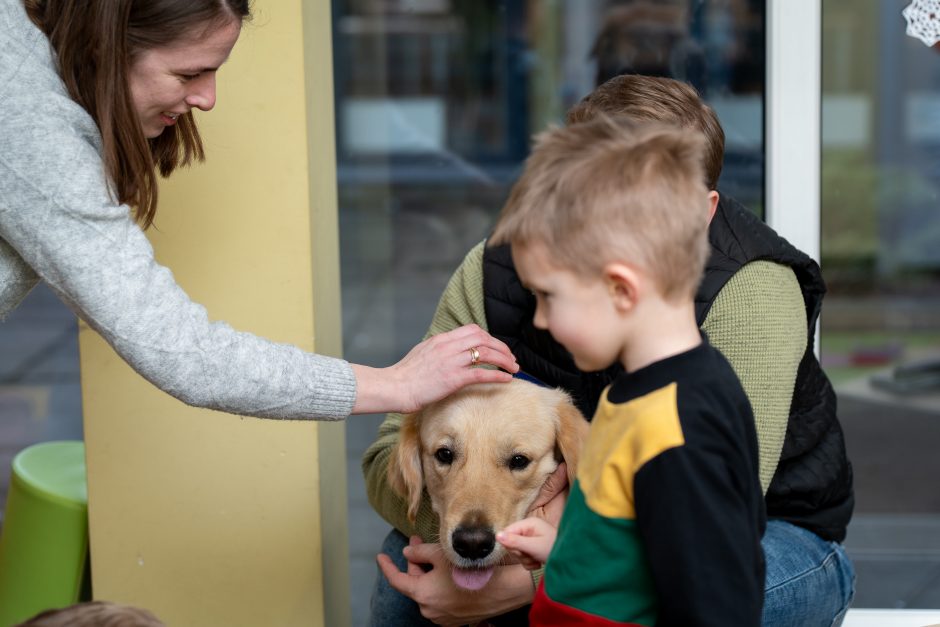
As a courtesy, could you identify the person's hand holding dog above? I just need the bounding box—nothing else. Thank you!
[526,461,569,526]
[377,535,535,627]
[377,465,570,624]
[498,462,567,570]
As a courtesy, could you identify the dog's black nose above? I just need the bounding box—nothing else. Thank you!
[452,526,495,561]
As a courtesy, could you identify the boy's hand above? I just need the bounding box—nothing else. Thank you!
[496,518,557,570]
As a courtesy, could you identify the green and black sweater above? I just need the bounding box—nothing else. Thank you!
[531,341,765,626]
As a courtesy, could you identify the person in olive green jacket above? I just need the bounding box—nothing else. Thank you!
[364,75,854,627]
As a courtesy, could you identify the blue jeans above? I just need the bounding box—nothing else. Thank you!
[762,520,855,627]
[370,520,855,626]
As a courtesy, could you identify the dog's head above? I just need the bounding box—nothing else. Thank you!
[388,378,587,591]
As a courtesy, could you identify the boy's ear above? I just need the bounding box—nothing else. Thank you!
[707,190,720,223]
[603,262,641,313]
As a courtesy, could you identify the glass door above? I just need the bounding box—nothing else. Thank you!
[332,1,767,623]
[822,0,940,609]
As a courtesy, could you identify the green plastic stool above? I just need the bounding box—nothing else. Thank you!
[0,441,90,626]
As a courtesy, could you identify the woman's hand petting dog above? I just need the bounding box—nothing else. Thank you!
[496,518,558,571]
[377,535,536,627]
[352,324,519,414]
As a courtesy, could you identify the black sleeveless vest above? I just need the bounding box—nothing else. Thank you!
[483,195,854,542]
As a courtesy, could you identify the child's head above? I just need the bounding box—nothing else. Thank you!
[491,115,710,302]
[16,601,165,627]
[489,117,709,370]
[566,74,725,191]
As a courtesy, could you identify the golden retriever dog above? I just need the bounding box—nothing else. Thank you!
[388,378,587,591]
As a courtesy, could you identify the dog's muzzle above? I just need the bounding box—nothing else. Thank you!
[450,511,499,590]
[452,525,496,561]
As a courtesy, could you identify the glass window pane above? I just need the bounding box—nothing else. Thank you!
[0,287,83,526]
[334,1,765,621]
[822,0,940,609]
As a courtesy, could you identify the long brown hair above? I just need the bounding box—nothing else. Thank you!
[24,0,251,228]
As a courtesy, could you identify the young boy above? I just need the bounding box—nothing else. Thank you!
[491,116,765,626]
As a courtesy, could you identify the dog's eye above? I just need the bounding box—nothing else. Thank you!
[434,447,454,465]
[508,454,530,470]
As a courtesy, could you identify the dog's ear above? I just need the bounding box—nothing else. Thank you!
[387,411,424,522]
[555,399,589,485]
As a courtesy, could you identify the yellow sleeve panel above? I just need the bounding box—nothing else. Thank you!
[578,384,685,520]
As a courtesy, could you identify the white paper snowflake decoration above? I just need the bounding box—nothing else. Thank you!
[904,0,940,47]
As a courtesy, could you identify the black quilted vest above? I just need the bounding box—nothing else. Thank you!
[483,195,854,542]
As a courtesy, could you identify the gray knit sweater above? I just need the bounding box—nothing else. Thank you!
[0,0,356,420]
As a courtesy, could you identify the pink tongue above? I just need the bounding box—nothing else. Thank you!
[451,565,496,591]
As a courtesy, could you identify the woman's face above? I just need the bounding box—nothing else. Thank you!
[128,19,242,139]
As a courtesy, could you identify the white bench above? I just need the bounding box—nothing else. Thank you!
[843,609,940,627]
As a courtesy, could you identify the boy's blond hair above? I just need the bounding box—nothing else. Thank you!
[490,116,710,301]
[16,601,165,627]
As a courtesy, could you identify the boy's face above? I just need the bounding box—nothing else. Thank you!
[513,241,626,372]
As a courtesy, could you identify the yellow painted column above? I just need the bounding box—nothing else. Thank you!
[77,2,349,625]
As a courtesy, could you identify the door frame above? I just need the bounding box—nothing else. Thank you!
[765,0,821,263]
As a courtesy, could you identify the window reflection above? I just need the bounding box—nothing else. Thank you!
[332,1,766,623]
[0,286,83,530]
[822,0,940,609]
[332,0,766,367]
